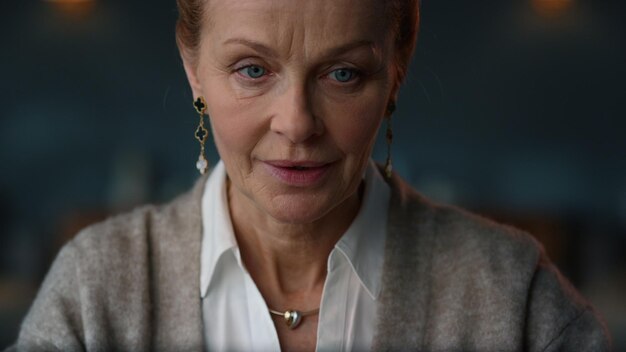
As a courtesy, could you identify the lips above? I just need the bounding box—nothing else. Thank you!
[264,160,329,168]
[262,160,333,186]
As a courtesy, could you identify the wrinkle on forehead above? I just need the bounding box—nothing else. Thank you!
[205,0,391,63]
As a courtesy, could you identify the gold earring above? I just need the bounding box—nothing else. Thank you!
[193,96,209,175]
[384,101,396,179]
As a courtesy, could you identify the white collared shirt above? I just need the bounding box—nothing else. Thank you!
[200,160,390,352]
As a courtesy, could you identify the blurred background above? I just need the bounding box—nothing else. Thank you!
[1,0,624,348]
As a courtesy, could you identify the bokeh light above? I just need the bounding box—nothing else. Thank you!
[531,0,574,18]
[43,0,95,20]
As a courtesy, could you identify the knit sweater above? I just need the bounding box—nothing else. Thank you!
[10,172,610,351]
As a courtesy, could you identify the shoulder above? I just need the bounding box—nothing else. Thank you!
[16,176,208,350]
[383,172,543,307]
[378,172,611,350]
[525,255,611,350]
[52,173,206,285]
[386,172,542,278]
[68,175,206,264]
[14,205,165,350]
[69,204,157,257]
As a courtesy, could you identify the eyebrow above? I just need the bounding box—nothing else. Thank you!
[222,38,378,60]
[223,38,279,58]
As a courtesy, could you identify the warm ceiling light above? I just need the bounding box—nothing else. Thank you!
[531,0,573,18]
[44,0,93,2]
[44,0,95,19]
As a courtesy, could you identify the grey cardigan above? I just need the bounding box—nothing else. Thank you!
[12,173,610,351]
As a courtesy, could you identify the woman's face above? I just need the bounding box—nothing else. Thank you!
[184,0,397,224]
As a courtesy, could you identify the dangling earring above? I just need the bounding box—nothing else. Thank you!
[193,96,209,175]
[384,101,396,179]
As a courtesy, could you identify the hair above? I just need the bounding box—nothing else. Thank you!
[387,0,421,92]
[175,0,420,89]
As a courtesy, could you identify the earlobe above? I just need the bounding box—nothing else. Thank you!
[181,51,203,98]
[388,65,401,105]
[389,87,399,106]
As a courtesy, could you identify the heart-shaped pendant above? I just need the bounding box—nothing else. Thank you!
[283,310,302,329]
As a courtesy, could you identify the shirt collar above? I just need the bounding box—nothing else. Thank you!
[200,160,390,299]
[200,161,238,298]
[334,160,390,299]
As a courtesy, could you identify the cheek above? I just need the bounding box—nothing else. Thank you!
[319,69,394,160]
[203,81,269,164]
[326,100,385,158]
[209,114,256,158]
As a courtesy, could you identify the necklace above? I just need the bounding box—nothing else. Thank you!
[268,308,320,329]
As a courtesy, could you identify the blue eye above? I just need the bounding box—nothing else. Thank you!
[239,65,266,79]
[330,68,356,83]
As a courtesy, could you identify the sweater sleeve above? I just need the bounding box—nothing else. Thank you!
[525,255,611,352]
[15,241,85,352]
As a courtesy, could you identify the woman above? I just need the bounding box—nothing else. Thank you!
[12,0,610,351]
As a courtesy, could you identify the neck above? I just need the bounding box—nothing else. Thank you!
[228,180,362,309]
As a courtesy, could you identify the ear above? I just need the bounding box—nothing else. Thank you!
[388,66,401,108]
[389,84,399,106]
[180,50,204,99]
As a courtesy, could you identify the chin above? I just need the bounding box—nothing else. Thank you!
[264,193,339,225]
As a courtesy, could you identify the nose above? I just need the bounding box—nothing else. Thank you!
[270,83,323,144]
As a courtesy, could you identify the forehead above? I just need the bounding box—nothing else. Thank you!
[205,0,391,57]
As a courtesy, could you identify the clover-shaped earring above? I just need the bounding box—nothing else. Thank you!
[194,97,207,114]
